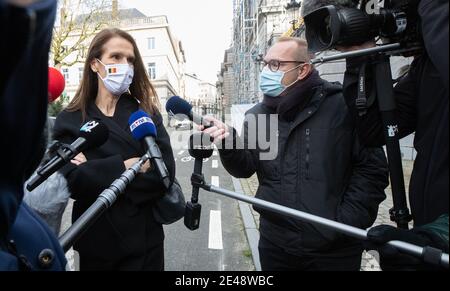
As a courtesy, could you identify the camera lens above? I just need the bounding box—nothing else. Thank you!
[318,16,333,47]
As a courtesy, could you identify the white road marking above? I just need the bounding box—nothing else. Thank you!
[208,210,223,250]
[181,156,193,162]
[211,176,219,187]
[212,160,218,169]
[213,151,218,156]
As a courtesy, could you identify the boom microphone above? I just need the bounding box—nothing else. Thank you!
[129,110,171,189]
[184,132,214,231]
[166,96,213,128]
[26,120,109,191]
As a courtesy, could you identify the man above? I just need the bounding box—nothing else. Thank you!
[0,0,66,271]
[337,0,449,270]
[202,37,389,271]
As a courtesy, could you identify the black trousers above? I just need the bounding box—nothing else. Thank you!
[79,242,164,271]
[258,236,362,271]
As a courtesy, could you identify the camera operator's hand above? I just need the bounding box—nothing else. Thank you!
[199,116,230,144]
[337,40,376,53]
[366,223,448,271]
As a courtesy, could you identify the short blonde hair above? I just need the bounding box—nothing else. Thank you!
[276,37,315,62]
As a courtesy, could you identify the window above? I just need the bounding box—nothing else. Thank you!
[78,67,84,82]
[148,37,156,50]
[62,68,70,84]
[148,63,156,79]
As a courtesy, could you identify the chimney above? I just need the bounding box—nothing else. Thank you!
[112,0,118,20]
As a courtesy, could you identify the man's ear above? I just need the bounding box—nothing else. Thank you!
[299,64,312,80]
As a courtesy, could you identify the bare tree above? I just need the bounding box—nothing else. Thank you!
[51,0,112,68]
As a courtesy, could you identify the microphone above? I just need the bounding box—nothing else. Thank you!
[301,0,359,17]
[128,110,171,189]
[166,96,213,128]
[48,67,66,103]
[59,154,149,251]
[27,120,109,192]
[184,132,214,231]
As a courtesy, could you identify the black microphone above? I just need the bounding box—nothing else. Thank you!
[184,132,214,231]
[27,120,109,192]
[166,96,213,128]
[128,110,171,189]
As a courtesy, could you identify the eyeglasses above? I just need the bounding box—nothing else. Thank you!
[261,60,306,72]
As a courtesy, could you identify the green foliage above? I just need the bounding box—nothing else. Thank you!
[243,249,252,258]
[48,93,69,117]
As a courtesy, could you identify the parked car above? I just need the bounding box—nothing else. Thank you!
[173,119,193,131]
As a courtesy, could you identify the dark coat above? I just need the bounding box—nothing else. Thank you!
[0,203,67,271]
[53,95,175,270]
[343,0,449,227]
[220,81,389,256]
[0,0,67,271]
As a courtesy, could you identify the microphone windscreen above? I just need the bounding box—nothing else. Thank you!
[78,120,109,149]
[128,110,157,140]
[166,96,192,116]
[188,132,214,159]
[48,67,66,103]
[301,0,359,17]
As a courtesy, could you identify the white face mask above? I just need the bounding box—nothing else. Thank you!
[96,59,134,96]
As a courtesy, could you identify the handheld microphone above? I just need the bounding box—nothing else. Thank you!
[166,96,213,128]
[184,132,214,231]
[128,110,171,189]
[48,67,65,103]
[27,120,109,192]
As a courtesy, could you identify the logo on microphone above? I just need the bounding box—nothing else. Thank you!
[387,125,399,137]
[130,117,153,132]
[80,121,100,133]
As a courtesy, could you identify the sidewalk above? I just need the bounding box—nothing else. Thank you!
[236,160,415,271]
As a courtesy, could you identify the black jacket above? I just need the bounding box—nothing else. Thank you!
[343,0,449,227]
[220,81,388,256]
[53,95,175,268]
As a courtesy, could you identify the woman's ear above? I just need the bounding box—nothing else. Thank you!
[90,59,99,73]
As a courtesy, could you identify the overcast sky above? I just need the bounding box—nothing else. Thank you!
[121,0,234,83]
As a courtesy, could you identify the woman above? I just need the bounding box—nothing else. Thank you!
[53,28,175,271]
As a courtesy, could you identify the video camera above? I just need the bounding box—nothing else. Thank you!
[303,0,421,53]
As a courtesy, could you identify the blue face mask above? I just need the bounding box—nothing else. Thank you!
[259,64,303,97]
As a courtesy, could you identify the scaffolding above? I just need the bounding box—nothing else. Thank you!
[233,0,260,105]
[232,0,302,105]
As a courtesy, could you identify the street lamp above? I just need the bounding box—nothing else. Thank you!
[285,0,301,10]
[285,0,301,32]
